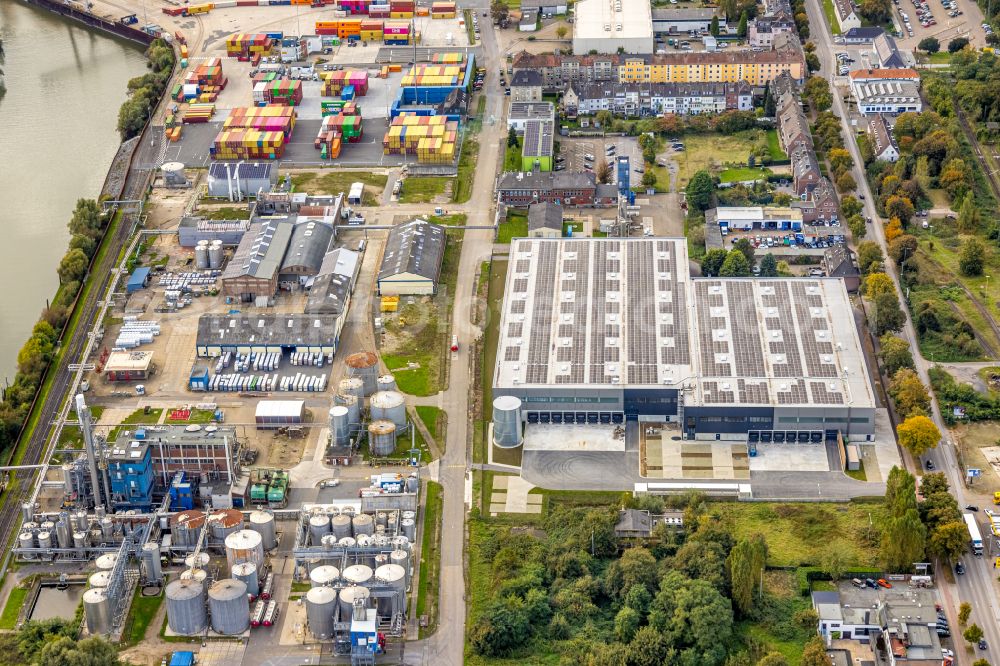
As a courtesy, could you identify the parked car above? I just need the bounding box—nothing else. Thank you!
[966,504,979,511]
[979,639,988,650]
[956,561,965,575]
[877,579,892,589]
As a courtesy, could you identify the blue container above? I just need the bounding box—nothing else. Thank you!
[266,31,284,39]
[342,85,355,100]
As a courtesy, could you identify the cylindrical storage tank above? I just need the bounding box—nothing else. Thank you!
[376,374,396,392]
[374,563,407,616]
[89,571,112,589]
[390,549,409,582]
[367,420,396,457]
[492,396,523,448]
[73,531,88,551]
[338,393,362,427]
[55,519,70,549]
[208,241,224,270]
[142,542,162,583]
[352,513,374,537]
[62,465,75,495]
[406,474,419,493]
[166,579,207,636]
[96,553,118,572]
[181,568,208,584]
[225,529,264,572]
[209,508,244,541]
[171,510,206,548]
[232,561,259,598]
[306,586,338,639]
[342,564,373,586]
[309,514,331,546]
[356,534,373,548]
[329,406,351,447]
[248,511,277,551]
[99,517,113,540]
[195,240,210,270]
[331,514,353,540]
[345,351,379,396]
[18,532,34,551]
[338,537,356,548]
[185,552,210,569]
[84,587,112,635]
[375,512,388,528]
[309,565,340,588]
[338,585,370,620]
[340,506,356,518]
[373,553,389,571]
[161,161,187,186]
[208,579,250,635]
[21,502,34,524]
[304,558,323,574]
[74,510,89,532]
[369,391,406,429]
[337,377,365,401]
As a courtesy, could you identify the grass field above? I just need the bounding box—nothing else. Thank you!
[504,138,523,171]
[953,421,1000,493]
[821,0,841,33]
[416,406,445,452]
[766,129,788,161]
[497,211,528,243]
[123,588,164,646]
[399,177,452,204]
[719,167,773,183]
[417,480,443,637]
[291,171,387,205]
[0,587,27,630]
[454,132,479,204]
[674,134,758,187]
[199,206,252,220]
[916,228,1000,326]
[427,213,468,226]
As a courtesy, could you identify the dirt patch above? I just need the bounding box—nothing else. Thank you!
[954,421,1000,495]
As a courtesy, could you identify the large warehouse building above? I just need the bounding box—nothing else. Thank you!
[493,238,876,441]
[573,0,654,54]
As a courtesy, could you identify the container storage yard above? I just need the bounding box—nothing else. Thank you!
[383,114,458,164]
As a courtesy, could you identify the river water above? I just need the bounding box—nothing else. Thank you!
[0,1,146,384]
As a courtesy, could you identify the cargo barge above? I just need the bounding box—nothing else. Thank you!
[20,0,156,46]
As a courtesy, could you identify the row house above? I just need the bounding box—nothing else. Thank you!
[563,81,752,116]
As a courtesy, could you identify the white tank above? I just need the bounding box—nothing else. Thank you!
[195,240,210,270]
[89,571,112,588]
[337,393,362,427]
[18,532,34,551]
[74,510,89,532]
[338,585,370,619]
[337,377,365,401]
[342,564,373,586]
[331,514,353,540]
[375,512,388,528]
[37,531,52,550]
[181,568,208,584]
[185,552,210,569]
[367,420,396,457]
[231,561,260,597]
[306,586,337,639]
[208,579,250,635]
[390,549,410,583]
[309,514,331,546]
[96,553,119,572]
[369,391,406,429]
[84,587,112,635]
[376,374,397,392]
[74,531,88,550]
[374,563,407,617]
[248,510,277,551]
[161,161,187,186]
[345,351,379,396]
[166,579,207,635]
[309,565,340,587]
[208,241,224,269]
[492,396,523,448]
[352,513,375,537]
[329,406,351,447]
[321,534,339,550]
[225,529,264,572]
[338,536,357,548]
[142,542,162,582]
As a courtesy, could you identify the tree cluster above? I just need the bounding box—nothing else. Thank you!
[929,366,1000,424]
[117,39,175,140]
[879,467,927,572]
[0,617,121,666]
[918,473,969,561]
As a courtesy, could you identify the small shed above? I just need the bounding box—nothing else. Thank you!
[105,351,154,382]
[189,364,210,391]
[528,202,563,238]
[347,182,364,206]
[255,400,305,429]
[127,267,151,294]
[169,653,196,666]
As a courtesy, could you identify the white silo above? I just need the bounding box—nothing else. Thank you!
[345,352,379,396]
[320,534,339,550]
[306,586,337,639]
[208,579,250,635]
[208,241,224,269]
[225,529,264,572]
[161,161,188,187]
[331,514,353,540]
[367,420,397,457]
[352,513,375,537]
[390,549,410,583]
[84,587,112,635]
[329,406,351,447]
[18,532,34,551]
[492,396,523,448]
[181,568,208,584]
[37,531,52,550]
[338,393,362,429]
[195,240,210,270]
[338,536,357,548]
[89,571,111,589]
[185,552,210,569]
[342,564,373,586]
[96,553,118,572]
[401,518,416,541]
[374,564,407,617]
[232,561,260,598]
[166,579,207,635]
[376,374,397,392]
[248,510,277,551]
[337,377,365,401]
[375,512,388,528]
[142,542,162,583]
[309,514,331,546]
[309,565,340,588]
[338,585,370,619]
[370,391,406,429]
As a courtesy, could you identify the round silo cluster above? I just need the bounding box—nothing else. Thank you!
[185,552,210,569]
[96,553,118,572]
[309,565,340,588]
[208,579,250,635]
[84,587,112,635]
[306,586,338,639]
[208,240,224,270]
[338,585,370,620]
[345,351,379,396]
[166,578,207,635]
[352,513,374,537]
[343,564,373,586]
[181,568,208,584]
[225,529,264,572]
[248,510,277,551]
[370,391,406,429]
[492,396,523,448]
[231,561,260,598]
[337,377,365,401]
[368,420,396,457]
[337,393,362,429]
[89,571,111,589]
[209,508,244,541]
[329,406,351,447]
[37,531,52,550]
[195,240,210,270]
[390,549,410,584]
[401,511,416,541]
[309,513,331,546]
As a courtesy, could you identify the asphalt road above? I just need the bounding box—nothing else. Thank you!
[806,1,1000,660]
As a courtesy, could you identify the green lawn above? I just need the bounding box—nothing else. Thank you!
[821,0,841,33]
[453,133,479,204]
[123,588,164,646]
[562,220,583,236]
[427,213,468,226]
[417,480,443,637]
[165,407,216,424]
[58,405,103,449]
[926,51,952,64]
[415,406,445,451]
[497,211,528,243]
[199,206,251,220]
[719,167,773,183]
[766,129,788,161]
[0,587,28,630]
[504,139,523,172]
[399,177,452,204]
[291,171,387,205]
[123,407,163,425]
[673,133,759,187]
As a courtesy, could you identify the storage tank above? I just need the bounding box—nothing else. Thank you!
[492,396,523,448]
[309,514,331,546]
[166,579,207,635]
[368,420,396,457]
[89,571,111,589]
[346,351,379,396]
[331,514,353,540]
[338,393,362,428]
[338,536,357,548]
[401,518,416,541]
[73,531,88,552]
[171,510,206,547]
[195,240,210,269]
[84,587,112,635]
[306,586,337,639]
[74,510,89,532]
[18,532,34,551]
[208,241,224,269]
[406,474,419,493]
[338,585,370,619]
[375,512,388,528]
[342,564,373,586]
[309,565,340,588]
[142,542,162,583]
[337,377,365,401]
[370,391,406,429]
[329,406,351,447]
[161,161,187,187]
[248,510,277,551]
[390,549,410,582]
[320,534,339,550]
[208,579,250,635]
[209,508,244,540]
[99,517,113,540]
[225,529,264,571]
[181,568,208,584]
[231,561,260,597]
[352,513,375,537]
[374,564,407,616]
[376,374,397,392]
[185,552,211,569]
[95,553,118,572]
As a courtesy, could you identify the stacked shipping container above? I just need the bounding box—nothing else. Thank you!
[431,2,456,18]
[184,104,217,123]
[321,70,369,96]
[264,79,303,106]
[226,33,273,60]
[314,105,363,159]
[389,0,414,17]
[223,106,297,137]
[383,114,458,164]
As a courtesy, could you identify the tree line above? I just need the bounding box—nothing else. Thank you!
[0,617,122,665]
[117,39,175,140]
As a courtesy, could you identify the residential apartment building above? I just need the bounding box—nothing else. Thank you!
[497,171,598,206]
[832,0,862,31]
[563,81,752,116]
[794,176,839,223]
[510,69,544,102]
[867,114,900,162]
[748,16,795,47]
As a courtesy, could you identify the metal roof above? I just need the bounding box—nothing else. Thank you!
[197,313,340,348]
[318,247,360,279]
[511,69,543,87]
[208,161,273,181]
[128,266,151,288]
[508,102,556,122]
[222,218,294,281]
[528,202,563,232]
[498,170,596,192]
[378,219,446,283]
[280,219,334,275]
[305,271,352,315]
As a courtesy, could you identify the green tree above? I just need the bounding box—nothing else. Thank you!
[727,533,768,615]
[871,291,906,335]
[548,613,570,639]
[733,237,755,265]
[848,212,866,239]
[490,0,509,24]
[719,249,751,277]
[759,254,778,277]
[918,36,940,53]
[702,248,729,277]
[507,127,518,148]
[737,10,748,37]
[57,248,89,285]
[971,660,991,666]
[949,37,970,53]
[37,636,121,666]
[605,548,659,599]
[596,158,612,184]
[641,171,658,190]
[863,272,896,298]
[469,596,532,657]
[897,415,940,457]
[885,195,915,223]
[889,368,930,417]
[556,24,568,39]
[841,195,863,219]
[652,572,733,664]
[957,191,981,232]
[626,626,676,666]
[624,583,652,615]
[615,606,641,642]
[857,240,884,275]
[919,472,949,497]
[805,51,821,73]
[928,520,971,560]
[959,237,986,277]
[881,506,926,571]
[68,198,104,241]
[757,654,789,666]
[964,623,984,646]
[801,637,831,666]
[879,334,914,377]
[596,110,613,129]
[710,15,720,36]
[959,602,972,626]
[820,540,853,581]
[836,171,857,193]
[888,234,919,265]
[686,170,716,211]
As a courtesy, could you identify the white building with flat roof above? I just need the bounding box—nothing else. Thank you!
[573,0,654,54]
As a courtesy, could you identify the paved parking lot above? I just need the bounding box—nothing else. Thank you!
[891,0,990,49]
[557,136,644,183]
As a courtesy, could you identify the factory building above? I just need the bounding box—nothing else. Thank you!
[493,238,877,440]
[573,0,654,54]
[197,314,342,359]
[278,220,335,290]
[108,441,156,511]
[377,220,446,296]
[104,351,154,382]
[507,102,556,133]
[221,218,294,302]
[206,162,278,201]
[528,202,564,238]
[305,247,361,315]
[178,216,252,248]
[522,119,554,172]
[650,8,718,34]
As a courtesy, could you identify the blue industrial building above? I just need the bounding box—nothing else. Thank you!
[169,472,195,510]
[189,364,210,391]
[127,267,151,294]
[108,437,155,511]
[397,54,475,105]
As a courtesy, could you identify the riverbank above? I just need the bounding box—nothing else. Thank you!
[18,0,155,45]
